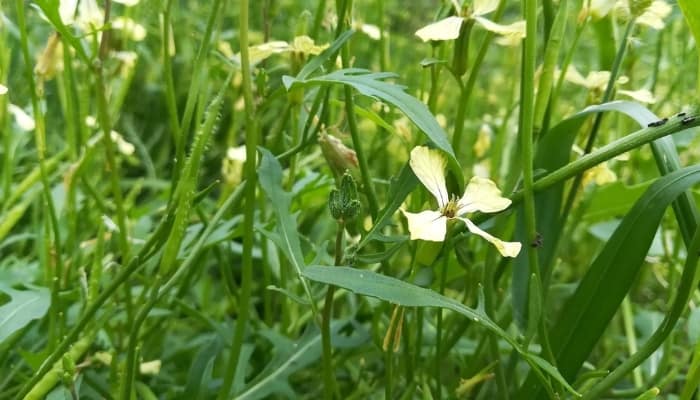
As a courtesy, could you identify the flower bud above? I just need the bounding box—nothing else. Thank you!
[319,132,358,178]
[329,172,361,221]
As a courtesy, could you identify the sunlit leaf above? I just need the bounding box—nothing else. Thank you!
[0,284,50,344]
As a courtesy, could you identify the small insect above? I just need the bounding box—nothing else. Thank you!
[530,232,543,248]
[677,111,687,118]
[647,118,668,127]
[681,116,696,125]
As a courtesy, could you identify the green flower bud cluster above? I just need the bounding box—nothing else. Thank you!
[329,172,361,221]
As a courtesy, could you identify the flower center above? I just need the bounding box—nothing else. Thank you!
[441,195,460,218]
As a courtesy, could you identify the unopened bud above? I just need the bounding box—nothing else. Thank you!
[329,172,361,221]
[319,132,358,178]
[35,32,64,81]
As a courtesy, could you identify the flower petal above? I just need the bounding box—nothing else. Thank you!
[461,218,522,257]
[8,104,35,131]
[415,16,464,42]
[409,146,450,208]
[473,0,499,16]
[473,17,526,40]
[458,176,511,214]
[618,89,656,104]
[401,209,447,242]
[0,84,6,95]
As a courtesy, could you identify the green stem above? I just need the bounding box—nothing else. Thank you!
[217,0,258,396]
[452,0,505,160]
[322,220,345,399]
[434,254,449,398]
[311,0,327,38]
[15,0,64,349]
[173,0,222,186]
[162,0,181,144]
[474,110,700,226]
[336,0,379,219]
[559,19,635,230]
[93,6,134,330]
[519,0,545,354]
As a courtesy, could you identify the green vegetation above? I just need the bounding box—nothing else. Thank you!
[2,0,700,398]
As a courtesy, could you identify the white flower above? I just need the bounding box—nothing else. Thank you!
[415,0,525,43]
[0,84,7,95]
[401,146,521,257]
[8,104,36,131]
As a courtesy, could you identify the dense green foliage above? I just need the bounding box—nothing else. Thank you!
[2,0,700,399]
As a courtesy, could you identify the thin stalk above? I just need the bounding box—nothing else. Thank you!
[162,0,181,143]
[621,297,643,387]
[533,0,568,137]
[336,0,379,218]
[311,0,327,38]
[0,10,9,202]
[93,5,134,330]
[322,221,345,399]
[15,0,64,348]
[434,254,449,399]
[452,0,506,160]
[559,19,635,231]
[217,0,258,396]
[519,0,546,355]
[378,0,388,71]
[174,0,222,185]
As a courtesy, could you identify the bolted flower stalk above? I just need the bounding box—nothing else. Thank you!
[322,171,361,399]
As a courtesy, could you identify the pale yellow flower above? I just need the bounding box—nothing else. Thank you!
[8,104,35,131]
[354,22,381,40]
[0,84,7,95]
[222,145,247,185]
[234,36,329,66]
[401,146,521,257]
[558,65,656,103]
[112,17,147,41]
[580,0,671,29]
[415,0,525,43]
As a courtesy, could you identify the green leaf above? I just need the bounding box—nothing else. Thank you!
[236,322,363,399]
[303,266,579,397]
[678,1,700,55]
[283,68,464,188]
[257,148,317,313]
[581,181,651,222]
[532,165,700,392]
[183,337,223,399]
[357,162,417,250]
[0,284,50,344]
